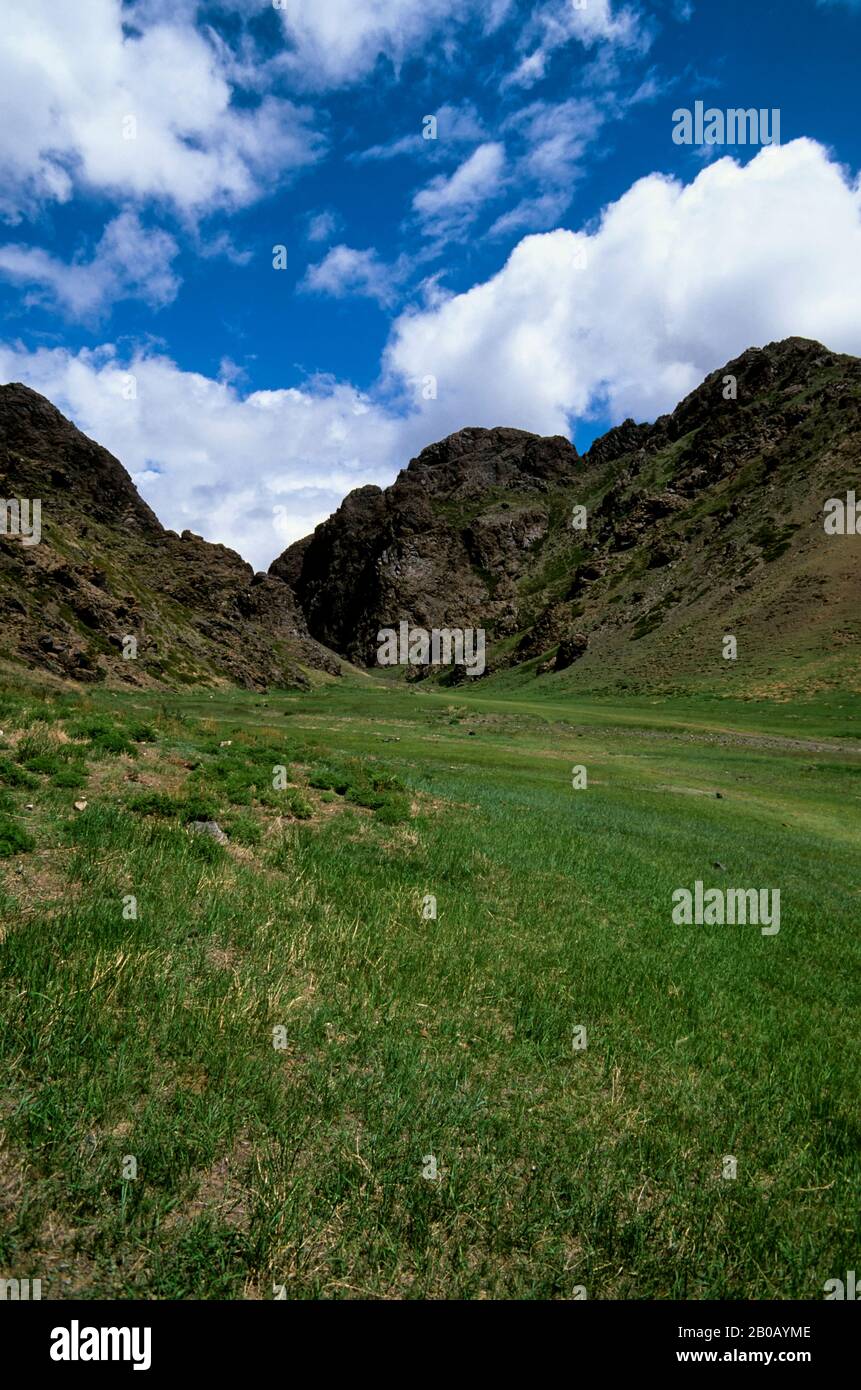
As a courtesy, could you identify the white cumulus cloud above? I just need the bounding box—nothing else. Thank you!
[386,139,861,437]
[0,0,324,219]
[306,211,341,244]
[0,212,180,321]
[412,143,506,238]
[355,102,488,162]
[301,245,409,307]
[268,0,513,89]
[507,0,649,90]
[0,343,406,570]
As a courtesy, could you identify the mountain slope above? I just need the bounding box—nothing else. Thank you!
[269,425,578,662]
[0,383,340,688]
[273,338,861,696]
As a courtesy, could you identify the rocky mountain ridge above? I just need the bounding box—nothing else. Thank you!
[2,336,859,696]
[0,383,339,688]
[273,337,861,695]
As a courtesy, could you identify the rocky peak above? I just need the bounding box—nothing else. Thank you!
[403,426,578,498]
[270,426,581,662]
[0,382,161,533]
[273,338,861,688]
[0,384,339,688]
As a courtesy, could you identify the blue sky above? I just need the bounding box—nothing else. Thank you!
[1,0,860,567]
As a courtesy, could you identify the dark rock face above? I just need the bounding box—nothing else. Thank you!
[270,427,579,665]
[515,602,574,662]
[273,338,861,692]
[554,634,588,671]
[0,383,339,688]
[0,382,164,534]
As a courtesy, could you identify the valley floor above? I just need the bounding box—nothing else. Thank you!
[1,673,859,1298]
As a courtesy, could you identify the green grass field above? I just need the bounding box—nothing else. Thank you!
[1,671,859,1299]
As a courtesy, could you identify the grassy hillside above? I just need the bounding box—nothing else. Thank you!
[1,671,858,1299]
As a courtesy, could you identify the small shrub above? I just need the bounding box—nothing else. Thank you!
[206,758,240,780]
[371,771,405,793]
[127,722,157,743]
[346,786,387,811]
[23,753,64,775]
[15,734,55,762]
[308,769,351,794]
[66,718,137,758]
[0,759,38,789]
[128,791,180,818]
[255,787,286,809]
[245,744,294,768]
[53,766,88,789]
[66,717,112,739]
[93,727,138,757]
[285,790,313,820]
[181,795,220,824]
[224,813,262,846]
[197,758,276,805]
[0,815,35,858]
[374,795,411,825]
[223,773,255,805]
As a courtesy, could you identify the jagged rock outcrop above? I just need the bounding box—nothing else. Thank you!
[270,426,579,666]
[0,383,340,688]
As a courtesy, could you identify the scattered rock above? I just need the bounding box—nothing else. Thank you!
[73,800,88,812]
[188,820,229,844]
